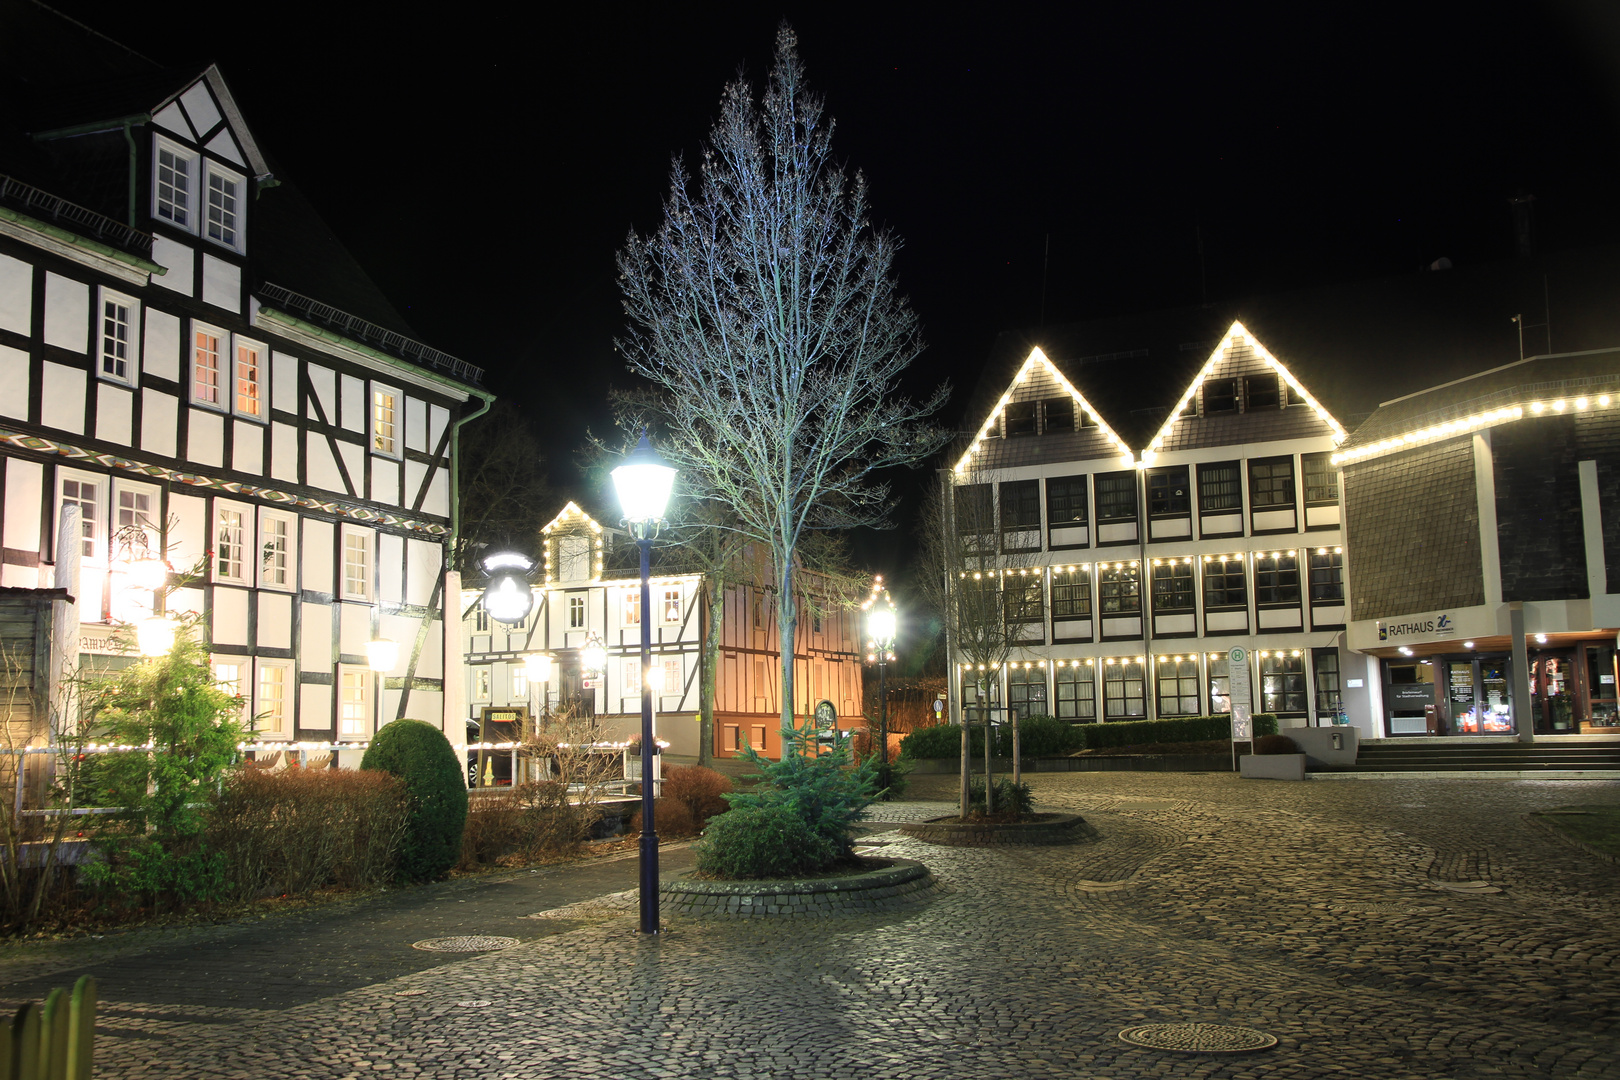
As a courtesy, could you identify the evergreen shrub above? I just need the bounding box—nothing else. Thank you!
[968,776,1033,816]
[694,804,835,879]
[900,723,982,759]
[361,720,468,882]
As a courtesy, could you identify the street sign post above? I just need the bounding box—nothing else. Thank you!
[1228,646,1253,771]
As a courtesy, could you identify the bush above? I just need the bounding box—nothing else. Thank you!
[458,780,598,870]
[694,804,835,879]
[361,720,468,882]
[967,776,1033,816]
[662,765,733,826]
[992,715,1082,758]
[1070,713,1278,750]
[900,723,982,759]
[1253,733,1300,755]
[208,767,410,898]
[628,798,699,838]
[872,757,912,800]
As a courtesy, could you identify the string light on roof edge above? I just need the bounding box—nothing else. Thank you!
[1329,396,1620,466]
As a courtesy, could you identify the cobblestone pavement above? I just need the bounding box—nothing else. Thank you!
[6,774,1620,1078]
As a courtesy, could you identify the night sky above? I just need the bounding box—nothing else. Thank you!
[44,0,1620,582]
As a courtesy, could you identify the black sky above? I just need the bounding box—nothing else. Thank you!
[42,0,1620,582]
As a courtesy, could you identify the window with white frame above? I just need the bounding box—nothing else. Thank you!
[1055,661,1096,721]
[372,386,399,456]
[259,510,295,589]
[205,162,244,252]
[111,482,160,621]
[192,321,226,407]
[661,657,681,697]
[234,336,265,419]
[474,667,491,700]
[623,590,641,626]
[215,502,249,583]
[624,658,641,695]
[338,667,370,736]
[98,287,138,383]
[1156,657,1201,717]
[214,660,249,724]
[58,473,101,562]
[341,527,371,600]
[662,587,682,624]
[568,595,585,629]
[153,138,195,229]
[512,668,527,699]
[256,661,291,737]
[114,482,157,545]
[1102,659,1147,719]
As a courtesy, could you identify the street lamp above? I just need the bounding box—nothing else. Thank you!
[366,637,397,735]
[864,577,898,767]
[481,551,535,625]
[136,615,177,658]
[611,431,677,935]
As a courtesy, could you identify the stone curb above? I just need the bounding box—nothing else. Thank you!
[1523,811,1620,866]
[897,812,1095,847]
[660,858,937,918]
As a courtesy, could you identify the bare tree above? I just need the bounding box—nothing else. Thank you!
[455,399,551,573]
[616,26,949,732]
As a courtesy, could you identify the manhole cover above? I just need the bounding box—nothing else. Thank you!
[1118,1023,1278,1053]
[1329,903,1438,914]
[411,935,520,952]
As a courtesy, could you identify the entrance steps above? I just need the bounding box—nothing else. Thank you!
[1318,737,1620,774]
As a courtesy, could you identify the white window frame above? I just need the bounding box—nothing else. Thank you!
[232,334,268,421]
[340,526,372,601]
[568,595,586,629]
[623,589,642,627]
[255,659,292,739]
[96,286,140,385]
[371,383,401,459]
[623,657,641,696]
[190,319,228,410]
[152,135,197,233]
[661,586,682,626]
[337,665,371,738]
[258,508,297,591]
[204,159,246,254]
[511,667,527,699]
[661,657,682,698]
[213,499,251,584]
[213,658,249,726]
[474,666,491,701]
[110,479,161,622]
[56,468,104,566]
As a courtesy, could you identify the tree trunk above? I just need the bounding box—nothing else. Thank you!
[699,576,725,767]
[1012,710,1022,789]
[777,562,798,740]
[959,703,970,820]
[981,679,994,816]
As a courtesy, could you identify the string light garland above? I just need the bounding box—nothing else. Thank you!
[1332,393,1620,467]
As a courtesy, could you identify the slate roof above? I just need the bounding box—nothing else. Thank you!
[959,246,1620,455]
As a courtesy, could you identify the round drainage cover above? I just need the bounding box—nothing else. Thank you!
[411,935,520,952]
[1118,1023,1278,1053]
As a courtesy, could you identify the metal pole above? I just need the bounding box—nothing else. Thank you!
[637,536,659,933]
[878,659,888,767]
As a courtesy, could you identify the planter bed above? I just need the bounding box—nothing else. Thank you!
[899,812,1095,847]
[661,857,936,918]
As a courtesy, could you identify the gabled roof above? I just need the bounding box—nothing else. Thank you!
[956,245,1620,459]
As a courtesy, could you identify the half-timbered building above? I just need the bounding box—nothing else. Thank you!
[1,55,488,760]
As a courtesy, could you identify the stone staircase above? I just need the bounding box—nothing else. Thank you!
[1318,738,1620,775]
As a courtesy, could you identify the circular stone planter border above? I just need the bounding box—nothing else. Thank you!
[899,812,1094,847]
[661,858,936,918]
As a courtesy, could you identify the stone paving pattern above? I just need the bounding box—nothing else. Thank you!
[1,773,1617,1078]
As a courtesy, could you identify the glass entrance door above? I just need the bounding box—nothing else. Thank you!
[1479,658,1514,733]
[1530,652,1577,733]
[1446,659,1480,734]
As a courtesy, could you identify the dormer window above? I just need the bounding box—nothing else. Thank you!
[207,167,241,249]
[1004,401,1036,437]
[155,139,195,228]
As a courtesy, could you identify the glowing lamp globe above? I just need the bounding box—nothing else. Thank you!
[611,432,677,525]
[365,637,399,673]
[128,555,169,592]
[137,616,177,657]
[867,605,897,649]
[581,637,607,675]
[482,572,534,624]
[524,653,552,681]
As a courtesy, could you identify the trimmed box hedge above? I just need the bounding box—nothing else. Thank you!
[900,713,1279,760]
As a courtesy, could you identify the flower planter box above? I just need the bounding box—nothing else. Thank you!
[1239,753,1306,780]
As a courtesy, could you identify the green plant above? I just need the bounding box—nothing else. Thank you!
[900,723,983,759]
[662,764,733,825]
[993,715,1081,758]
[872,757,912,800]
[967,776,1032,816]
[716,712,877,871]
[83,622,244,910]
[361,720,468,882]
[694,804,835,879]
[1068,713,1278,751]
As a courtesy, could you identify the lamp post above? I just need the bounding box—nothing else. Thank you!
[611,431,677,935]
[863,577,898,767]
[366,637,398,737]
[523,652,551,783]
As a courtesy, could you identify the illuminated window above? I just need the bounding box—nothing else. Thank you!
[256,662,290,737]
[568,595,585,629]
[1261,652,1307,714]
[341,527,371,600]
[512,668,527,698]
[1209,654,1232,713]
[1150,561,1194,613]
[339,668,370,736]
[1051,567,1091,619]
[99,288,138,383]
[215,504,247,582]
[1157,658,1200,717]
[235,338,264,418]
[372,387,398,456]
[623,590,641,626]
[1102,660,1146,719]
[1099,564,1140,615]
[192,322,224,406]
[259,511,294,589]
[662,658,681,696]
[474,667,491,700]
[624,658,641,695]
[59,475,100,561]
[1007,666,1047,720]
[662,587,682,624]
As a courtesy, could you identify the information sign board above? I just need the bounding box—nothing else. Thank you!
[1228,646,1253,740]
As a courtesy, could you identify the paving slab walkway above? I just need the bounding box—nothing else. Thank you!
[3,777,1618,1078]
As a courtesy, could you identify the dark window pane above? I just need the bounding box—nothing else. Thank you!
[1249,457,1296,509]
[1308,550,1344,602]
[1255,554,1301,605]
[955,484,994,535]
[1099,563,1141,614]
[999,480,1041,530]
[1147,466,1190,516]
[1245,375,1281,410]
[1202,555,1248,609]
[1051,568,1091,618]
[1046,476,1088,525]
[1261,652,1307,714]
[1303,452,1338,504]
[1313,649,1342,718]
[1095,472,1137,523]
[1003,577,1044,622]
[1198,462,1243,513]
[1151,561,1194,612]
[1204,378,1238,414]
[1004,401,1036,437]
[1043,397,1074,433]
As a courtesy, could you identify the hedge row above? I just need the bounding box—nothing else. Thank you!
[900,713,1280,759]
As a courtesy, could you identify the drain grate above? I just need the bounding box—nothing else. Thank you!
[411,935,520,952]
[1118,1023,1278,1053]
